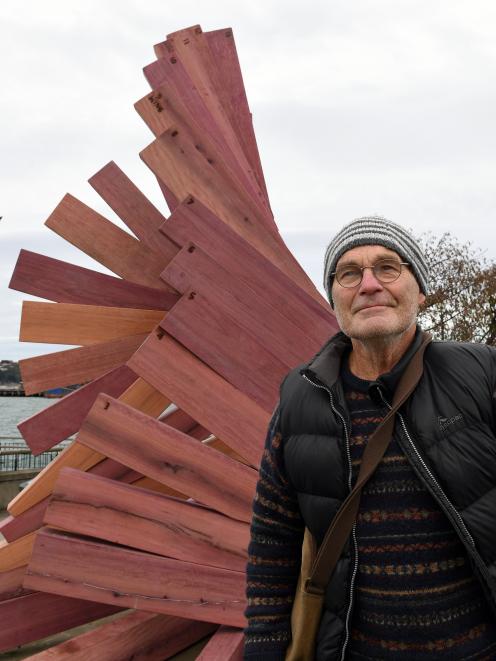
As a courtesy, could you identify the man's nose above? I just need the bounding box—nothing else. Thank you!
[357,267,384,294]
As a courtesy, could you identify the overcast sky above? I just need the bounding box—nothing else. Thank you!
[1,0,495,359]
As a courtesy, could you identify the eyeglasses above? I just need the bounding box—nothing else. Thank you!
[331,259,410,288]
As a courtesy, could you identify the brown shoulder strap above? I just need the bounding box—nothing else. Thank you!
[306,331,432,595]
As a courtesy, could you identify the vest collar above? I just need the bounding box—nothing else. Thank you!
[301,326,424,398]
[300,331,351,392]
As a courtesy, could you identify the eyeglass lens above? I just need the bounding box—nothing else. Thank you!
[336,260,403,287]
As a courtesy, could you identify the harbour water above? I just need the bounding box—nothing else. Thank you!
[0,397,57,444]
[0,397,70,475]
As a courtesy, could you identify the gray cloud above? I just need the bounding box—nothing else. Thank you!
[1,0,495,359]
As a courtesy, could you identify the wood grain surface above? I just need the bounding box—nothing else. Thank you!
[0,566,29,601]
[160,26,271,223]
[10,249,179,309]
[160,198,335,331]
[196,625,244,660]
[127,331,268,468]
[160,290,284,411]
[17,365,137,454]
[161,243,319,365]
[0,533,36,571]
[45,194,170,289]
[26,529,247,627]
[46,468,249,571]
[77,395,257,522]
[0,591,119,653]
[135,85,269,224]
[28,611,216,661]
[20,301,164,345]
[205,28,269,206]
[140,131,306,287]
[8,378,170,516]
[88,161,180,260]
[19,333,147,395]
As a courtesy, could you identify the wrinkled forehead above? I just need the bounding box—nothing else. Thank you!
[336,244,402,267]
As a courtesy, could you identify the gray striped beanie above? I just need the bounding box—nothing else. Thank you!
[323,215,429,305]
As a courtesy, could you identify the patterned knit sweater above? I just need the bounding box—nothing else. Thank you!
[244,363,496,660]
[341,362,496,660]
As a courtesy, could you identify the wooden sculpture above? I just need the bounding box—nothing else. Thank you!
[2,24,339,658]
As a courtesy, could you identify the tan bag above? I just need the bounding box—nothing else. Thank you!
[285,529,321,661]
[285,332,432,661]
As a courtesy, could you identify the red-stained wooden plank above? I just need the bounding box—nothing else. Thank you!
[140,129,278,257]
[141,42,273,221]
[144,39,261,181]
[155,26,270,219]
[0,590,120,653]
[20,301,164,346]
[162,243,323,365]
[135,92,270,226]
[77,394,257,522]
[18,365,137,454]
[0,566,30,601]
[153,38,170,59]
[45,194,169,289]
[29,611,216,661]
[161,26,272,221]
[160,198,336,333]
[196,625,244,660]
[136,59,270,221]
[138,133,315,302]
[0,500,48,543]
[172,26,271,219]
[46,468,249,571]
[25,529,246,628]
[88,161,180,260]
[89,457,141,483]
[160,290,285,411]
[127,332,267,468]
[143,58,218,143]
[144,54,229,215]
[19,333,147,396]
[205,28,270,207]
[0,459,140,543]
[9,249,179,310]
[142,58,247,217]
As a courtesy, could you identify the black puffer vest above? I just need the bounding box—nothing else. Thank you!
[279,331,496,660]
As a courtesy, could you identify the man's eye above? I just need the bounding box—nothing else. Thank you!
[340,268,360,279]
[378,262,399,273]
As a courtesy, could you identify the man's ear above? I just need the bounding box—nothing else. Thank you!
[418,292,426,307]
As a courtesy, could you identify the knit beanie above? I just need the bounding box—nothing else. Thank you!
[323,215,429,305]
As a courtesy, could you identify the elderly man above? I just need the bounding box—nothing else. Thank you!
[244,217,496,660]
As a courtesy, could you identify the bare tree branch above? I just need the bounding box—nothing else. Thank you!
[415,231,496,346]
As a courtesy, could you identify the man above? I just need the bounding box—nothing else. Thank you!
[244,216,496,660]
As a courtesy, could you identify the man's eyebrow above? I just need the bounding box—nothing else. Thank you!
[337,252,400,267]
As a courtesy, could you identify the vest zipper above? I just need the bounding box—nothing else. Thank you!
[398,413,478,545]
[302,373,357,661]
[377,391,476,548]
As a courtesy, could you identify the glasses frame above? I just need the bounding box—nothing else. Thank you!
[331,259,410,288]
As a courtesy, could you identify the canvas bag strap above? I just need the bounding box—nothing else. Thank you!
[306,331,432,595]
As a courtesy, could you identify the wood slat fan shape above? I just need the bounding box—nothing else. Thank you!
[3,23,338,658]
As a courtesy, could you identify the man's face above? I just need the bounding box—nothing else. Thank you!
[331,244,426,341]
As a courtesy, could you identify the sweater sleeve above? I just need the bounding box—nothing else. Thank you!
[243,404,305,660]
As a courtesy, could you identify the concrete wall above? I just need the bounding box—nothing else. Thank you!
[0,471,38,510]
